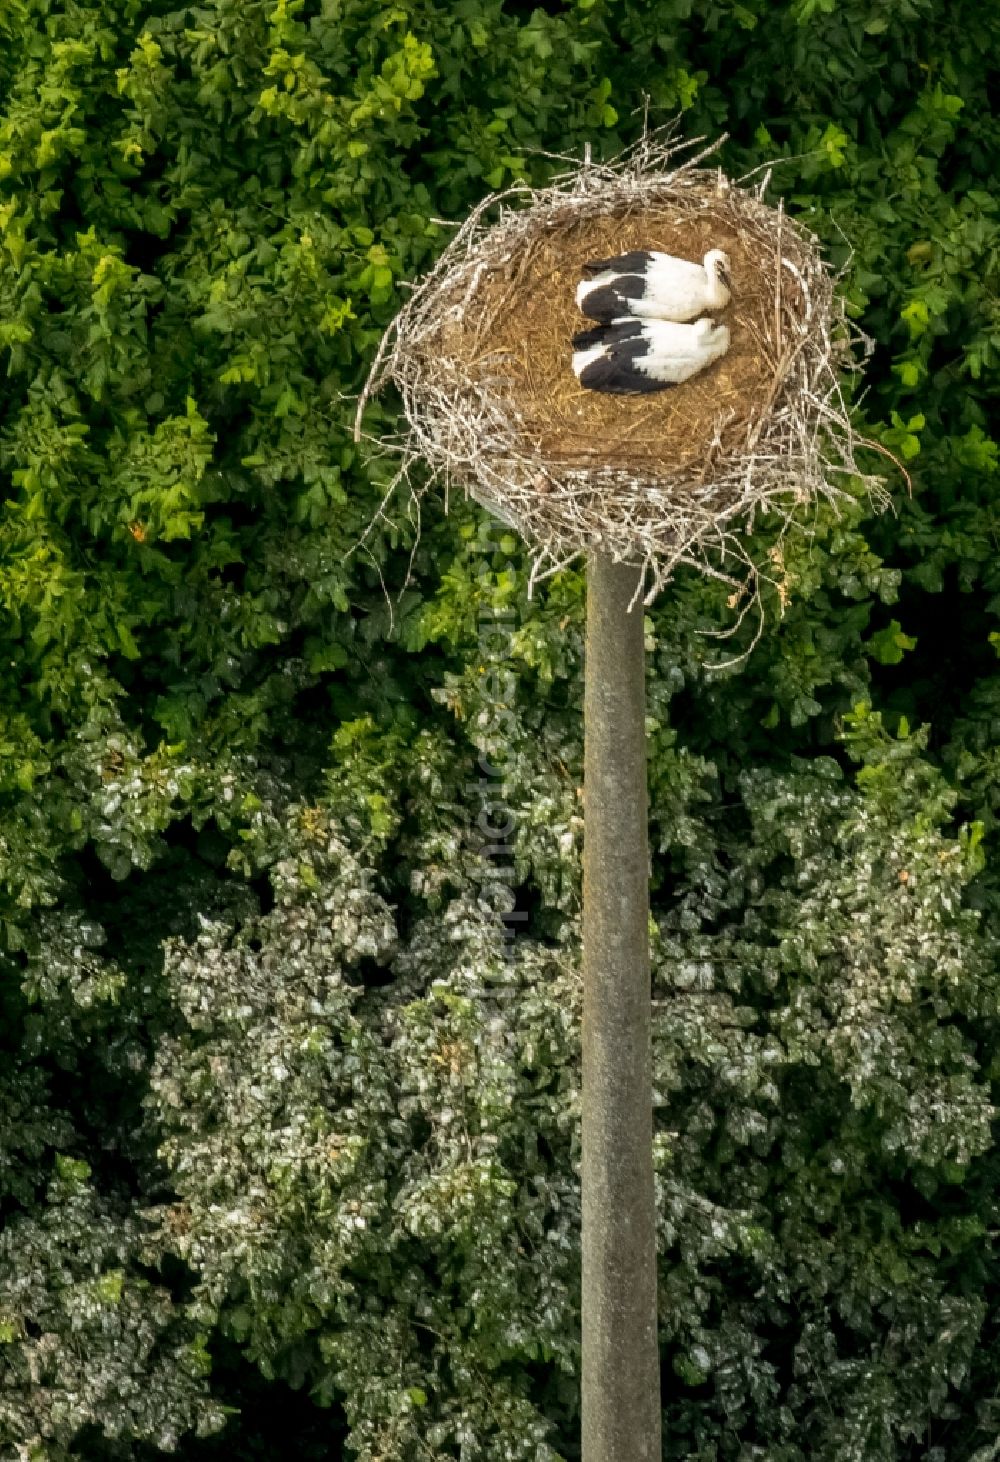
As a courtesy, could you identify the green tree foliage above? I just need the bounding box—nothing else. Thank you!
[2,0,1000,1458]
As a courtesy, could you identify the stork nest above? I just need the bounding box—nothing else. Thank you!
[356,131,890,605]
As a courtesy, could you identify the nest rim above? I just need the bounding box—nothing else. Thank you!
[357,131,889,607]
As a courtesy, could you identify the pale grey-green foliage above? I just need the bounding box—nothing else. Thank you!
[0,911,223,1462]
[146,806,579,1460]
[2,708,994,1460]
[0,1159,225,1461]
[0,1073,71,1211]
[648,718,996,1460]
[136,710,1000,1460]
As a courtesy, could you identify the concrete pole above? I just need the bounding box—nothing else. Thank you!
[581,552,660,1462]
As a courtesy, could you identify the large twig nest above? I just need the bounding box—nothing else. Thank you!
[355,131,889,605]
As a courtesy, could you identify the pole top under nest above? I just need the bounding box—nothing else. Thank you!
[355,129,890,606]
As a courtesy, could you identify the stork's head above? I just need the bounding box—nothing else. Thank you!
[705,249,732,287]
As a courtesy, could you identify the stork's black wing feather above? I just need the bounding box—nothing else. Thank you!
[580,250,655,278]
[578,275,646,322]
[576,326,674,395]
[573,319,644,349]
[571,323,612,350]
[578,354,671,394]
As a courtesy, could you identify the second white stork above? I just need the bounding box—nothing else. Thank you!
[572,316,730,394]
[576,248,731,323]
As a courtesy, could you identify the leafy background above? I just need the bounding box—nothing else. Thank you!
[2,0,1000,1458]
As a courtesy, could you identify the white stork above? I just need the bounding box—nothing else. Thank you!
[571,316,730,394]
[576,248,731,323]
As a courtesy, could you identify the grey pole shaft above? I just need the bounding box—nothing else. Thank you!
[581,552,660,1462]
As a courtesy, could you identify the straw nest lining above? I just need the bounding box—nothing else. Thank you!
[356,132,887,605]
